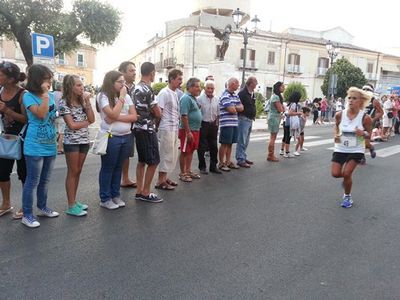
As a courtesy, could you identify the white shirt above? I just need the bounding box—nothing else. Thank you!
[334,109,365,153]
[383,100,393,117]
[157,86,180,131]
[197,93,219,122]
[98,93,133,136]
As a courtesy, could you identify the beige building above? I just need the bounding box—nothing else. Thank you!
[0,37,96,85]
[129,0,400,98]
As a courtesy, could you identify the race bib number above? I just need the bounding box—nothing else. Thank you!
[341,135,357,147]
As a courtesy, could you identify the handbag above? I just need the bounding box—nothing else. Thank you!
[0,120,27,160]
[90,124,113,155]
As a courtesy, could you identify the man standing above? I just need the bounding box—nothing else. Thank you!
[155,69,183,190]
[218,77,243,171]
[236,76,258,168]
[197,80,221,174]
[118,61,137,188]
[133,62,163,203]
[178,78,203,182]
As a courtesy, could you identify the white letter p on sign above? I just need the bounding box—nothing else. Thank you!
[36,36,50,55]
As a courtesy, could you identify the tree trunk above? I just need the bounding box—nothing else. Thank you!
[14,29,33,66]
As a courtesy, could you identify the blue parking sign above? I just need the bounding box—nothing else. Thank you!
[31,33,54,58]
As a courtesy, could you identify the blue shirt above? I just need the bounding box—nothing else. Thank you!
[23,92,57,156]
[219,89,241,127]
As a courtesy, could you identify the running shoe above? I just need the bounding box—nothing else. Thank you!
[66,204,87,217]
[21,215,40,228]
[279,149,284,156]
[293,151,301,156]
[300,147,308,151]
[283,153,294,158]
[341,195,353,208]
[370,147,376,159]
[37,207,60,218]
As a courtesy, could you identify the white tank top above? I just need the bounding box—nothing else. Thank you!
[334,109,365,153]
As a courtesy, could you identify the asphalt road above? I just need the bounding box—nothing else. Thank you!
[1,125,400,300]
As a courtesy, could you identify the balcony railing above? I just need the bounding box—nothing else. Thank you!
[237,59,258,70]
[163,57,176,69]
[76,61,86,68]
[155,61,164,71]
[366,73,377,81]
[287,64,303,74]
[317,67,328,76]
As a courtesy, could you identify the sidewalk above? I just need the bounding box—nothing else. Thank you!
[252,117,334,132]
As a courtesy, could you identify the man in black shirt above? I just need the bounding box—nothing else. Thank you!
[236,76,258,168]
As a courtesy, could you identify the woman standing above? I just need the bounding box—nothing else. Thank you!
[0,62,26,218]
[59,75,95,216]
[331,87,372,208]
[97,71,137,209]
[22,64,59,228]
[382,95,393,140]
[267,81,285,162]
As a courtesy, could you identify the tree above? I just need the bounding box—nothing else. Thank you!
[152,82,168,95]
[283,82,307,102]
[321,58,367,98]
[0,0,121,66]
[254,92,265,118]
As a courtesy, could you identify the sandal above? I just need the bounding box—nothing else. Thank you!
[166,179,178,187]
[188,171,201,179]
[227,162,240,169]
[155,182,175,190]
[12,209,23,220]
[0,206,13,217]
[179,173,192,182]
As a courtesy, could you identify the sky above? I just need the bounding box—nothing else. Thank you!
[73,0,400,84]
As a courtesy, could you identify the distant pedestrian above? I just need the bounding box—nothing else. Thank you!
[0,62,26,218]
[197,80,221,174]
[218,77,243,171]
[236,76,258,168]
[21,64,59,228]
[155,69,183,190]
[118,61,138,189]
[280,91,302,158]
[178,77,202,182]
[331,87,372,208]
[266,81,285,162]
[59,75,95,216]
[133,62,163,203]
[97,71,137,209]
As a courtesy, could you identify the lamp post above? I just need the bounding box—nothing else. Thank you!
[326,40,340,102]
[232,8,260,88]
[326,40,340,68]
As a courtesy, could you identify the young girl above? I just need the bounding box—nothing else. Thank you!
[59,75,95,216]
[97,71,137,209]
[294,106,311,155]
[0,62,26,218]
[371,122,383,142]
[22,64,58,228]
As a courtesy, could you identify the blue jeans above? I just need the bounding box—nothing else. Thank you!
[22,155,56,216]
[236,117,253,163]
[99,134,133,202]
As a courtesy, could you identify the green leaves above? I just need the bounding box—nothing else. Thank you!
[321,58,367,98]
[0,0,121,65]
[283,82,308,102]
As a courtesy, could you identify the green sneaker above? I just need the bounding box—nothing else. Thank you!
[76,201,88,210]
[66,204,87,217]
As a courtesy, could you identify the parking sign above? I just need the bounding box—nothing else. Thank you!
[31,33,54,58]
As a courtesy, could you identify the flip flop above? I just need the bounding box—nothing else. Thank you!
[0,207,13,217]
[12,210,23,220]
[155,182,175,191]
[166,179,178,187]
[121,182,137,188]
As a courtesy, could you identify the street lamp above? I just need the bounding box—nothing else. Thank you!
[232,8,261,87]
[326,40,340,68]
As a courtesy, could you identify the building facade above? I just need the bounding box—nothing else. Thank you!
[0,37,96,85]
[129,1,400,98]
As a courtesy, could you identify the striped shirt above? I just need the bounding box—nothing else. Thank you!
[219,89,241,127]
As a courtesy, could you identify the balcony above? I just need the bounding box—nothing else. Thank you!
[155,61,164,71]
[366,73,377,81]
[287,64,303,74]
[237,59,258,70]
[163,57,176,69]
[317,67,328,76]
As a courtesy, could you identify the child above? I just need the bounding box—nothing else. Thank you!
[294,106,311,155]
[371,121,384,142]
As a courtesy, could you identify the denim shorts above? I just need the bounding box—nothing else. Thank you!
[63,143,90,153]
[219,126,238,144]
